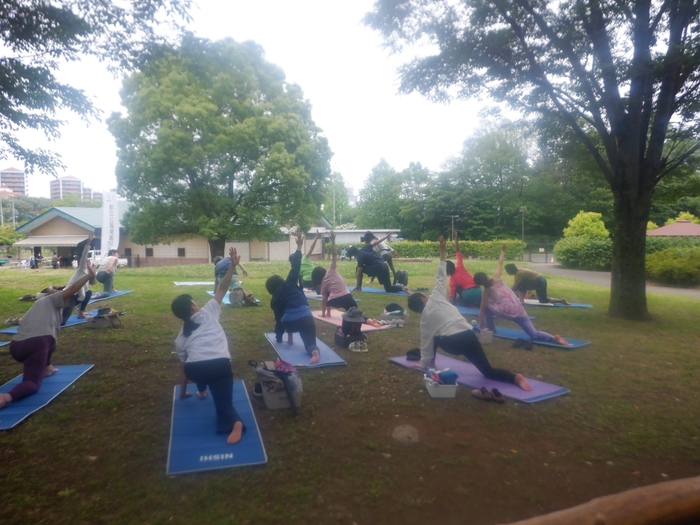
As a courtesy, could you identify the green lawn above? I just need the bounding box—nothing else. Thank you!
[1,260,699,525]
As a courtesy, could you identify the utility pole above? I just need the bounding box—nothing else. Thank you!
[520,206,526,243]
[446,214,459,233]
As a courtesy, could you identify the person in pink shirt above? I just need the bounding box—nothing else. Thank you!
[312,231,358,316]
[446,230,482,306]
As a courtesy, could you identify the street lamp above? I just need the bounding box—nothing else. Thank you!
[446,214,459,233]
[519,206,526,243]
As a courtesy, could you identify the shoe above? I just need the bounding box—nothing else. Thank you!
[390,319,404,328]
[252,382,263,398]
[349,341,368,353]
[491,388,506,403]
[513,338,526,348]
[523,340,533,350]
[471,387,494,401]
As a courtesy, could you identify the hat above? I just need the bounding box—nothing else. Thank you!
[406,348,421,361]
[363,231,377,243]
[342,307,365,323]
[384,303,405,314]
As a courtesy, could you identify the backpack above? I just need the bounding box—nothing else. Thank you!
[334,325,367,348]
[394,269,408,286]
[242,290,258,306]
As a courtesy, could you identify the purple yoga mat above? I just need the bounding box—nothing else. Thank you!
[389,354,569,403]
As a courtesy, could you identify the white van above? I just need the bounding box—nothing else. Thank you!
[87,250,128,268]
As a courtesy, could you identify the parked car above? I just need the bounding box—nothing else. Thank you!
[87,250,128,268]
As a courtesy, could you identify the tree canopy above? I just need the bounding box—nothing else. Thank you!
[366,0,700,319]
[0,0,191,174]
[108,36,332,257]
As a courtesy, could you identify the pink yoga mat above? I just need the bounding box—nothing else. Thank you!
[311,310,392,332]
[389,354,569,403]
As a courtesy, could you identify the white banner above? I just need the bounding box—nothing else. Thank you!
[101,192,120,253]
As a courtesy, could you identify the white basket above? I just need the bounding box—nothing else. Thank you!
[424,377,457,398]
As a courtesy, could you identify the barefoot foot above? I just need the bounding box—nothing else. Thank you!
[553,335,569,345]
[227,421,243,444]
[514,373,532,391]
[0,393,12,409]
[77,312,86,319]
[45,365,59,377]
[309,349,320,365]
[196,390,207,399]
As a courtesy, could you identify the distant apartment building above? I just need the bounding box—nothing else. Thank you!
[50,175,101,201]
[0,167,27,196]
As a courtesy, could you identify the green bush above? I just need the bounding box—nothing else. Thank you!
[646,247,700,287]
[645,236,700,255]
[553,236,612,270]
[325,240,525,259]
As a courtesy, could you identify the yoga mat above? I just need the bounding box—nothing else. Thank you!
[0,364,94,429]
[88,290,134,303]
[311,309,392,332]
[174,281,215,286]
[264,333,346,368]
[389,355,569,403]
[358,287,409,296]
[0,314,87,335]
[206,291,260,306]
[167,380,267,475]
[0,341,9,347]
[303,288,354,301]
[490,326,590,349]
[523,299,593,308]
[456,305,534,320]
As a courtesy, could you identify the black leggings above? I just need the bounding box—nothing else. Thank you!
[327,293,358,311]
[515,276,550,303]
[184,358,242,434]
[435,330,516,384]
[282,315,319,355]
[61,290,93,325]
[374,265,404,293]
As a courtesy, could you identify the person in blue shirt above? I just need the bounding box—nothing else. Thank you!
[266,234,320,364]
[353,231,410,294]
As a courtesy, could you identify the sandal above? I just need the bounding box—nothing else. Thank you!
[491,388,506,403]
[471,386,494,401]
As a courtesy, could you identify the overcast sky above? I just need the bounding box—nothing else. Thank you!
[11,0,482,199]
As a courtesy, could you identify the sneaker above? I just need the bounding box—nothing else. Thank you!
[349,341,368,353]
[252,382,263,398]
[390,319,404,328]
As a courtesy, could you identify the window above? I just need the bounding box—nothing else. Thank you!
[145,247,153,257]
[124,248,132,257]
[177,248,185,257]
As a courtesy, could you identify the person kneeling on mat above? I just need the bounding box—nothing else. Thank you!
[266,234,321,365]
[312,230,359,317]
[353,231,410,294]
[504,264,569,305]
[171,247,245,445]
[406,235,531,391]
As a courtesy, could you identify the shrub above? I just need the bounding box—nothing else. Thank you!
[645,236,700,255]
[553,236,612,270]
[563,211,610,239]
[646,247,700,287]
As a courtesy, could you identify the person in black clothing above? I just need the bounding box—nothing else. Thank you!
[353,231,410,294]
[266,234,320,364]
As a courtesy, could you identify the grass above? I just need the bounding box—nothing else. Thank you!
[1,259,700,525]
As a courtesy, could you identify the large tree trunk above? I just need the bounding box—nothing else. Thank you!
[208,238,226,261]
[608,187,653,319]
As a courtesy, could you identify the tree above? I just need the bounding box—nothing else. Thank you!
[0,0,191,174]
[366,0,700,319]
[355,159,403,229]
[108,36,332,258]
[563,211,610,239]
[0,225,22,246]
[321,172,351,227]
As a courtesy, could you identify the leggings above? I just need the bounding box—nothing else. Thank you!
[380,252,396,279]
[61,290,93,325]
[281,315,319,355]
[8,335,56,401]
[183,358,242,434]
[515,276,550,303]
[374,265,404,293]
[435,330,515,383]
[483,310,553,341]
[327,294,358,311]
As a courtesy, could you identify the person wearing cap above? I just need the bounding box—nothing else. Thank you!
[504,264,569,305]
[446,230,482,306]
[353,231,409,294]
[266,234,321,364]
[171,247,244,445]
[406,235,532,390]
[312,230,358,317]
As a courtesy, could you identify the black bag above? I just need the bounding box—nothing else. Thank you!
[394,270,409,286]
[334,326,367,348]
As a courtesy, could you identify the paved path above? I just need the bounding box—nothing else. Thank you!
[528,263,700,300]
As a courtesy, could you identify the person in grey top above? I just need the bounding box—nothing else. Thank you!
[0,261,97,411]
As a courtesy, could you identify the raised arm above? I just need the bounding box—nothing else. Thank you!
[439,235,447,262]
[453,230,460,256]
[62,261,96,299]
[493,243,507,279]
[304,229,320,258]
[371,232,392,247]
[329,230,337,270]
[214,247,239,303]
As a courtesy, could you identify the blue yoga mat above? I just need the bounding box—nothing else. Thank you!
[0,341,8,347]
[88,290,134,304]
[0,314,87,335]
[264,333,346,368]
[167,380,267,475]
[206,291,260,305]
[0,364,93,430]
[490,326,590,349]
[523,299,593,308]
[359,287,409,296]
[390,355,569,403]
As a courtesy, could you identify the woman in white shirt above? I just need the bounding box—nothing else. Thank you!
[96,249,119,293]
[171,247,244,445]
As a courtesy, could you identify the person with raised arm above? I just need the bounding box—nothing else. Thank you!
[61,232,97,324]
[171,247,245,445]
[213,251,248,293]
[266,234,321,364]
[473,245,569,345]
[446,230,482,306]
[312,230,359,316]
[406,236,531,390]
[353,231,410,294]
[298,229,322,291]
[0,261,98,411]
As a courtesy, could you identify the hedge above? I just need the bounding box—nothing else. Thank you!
[553,236,613,270]
[325,240,526,260]
[646,247,700,287]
